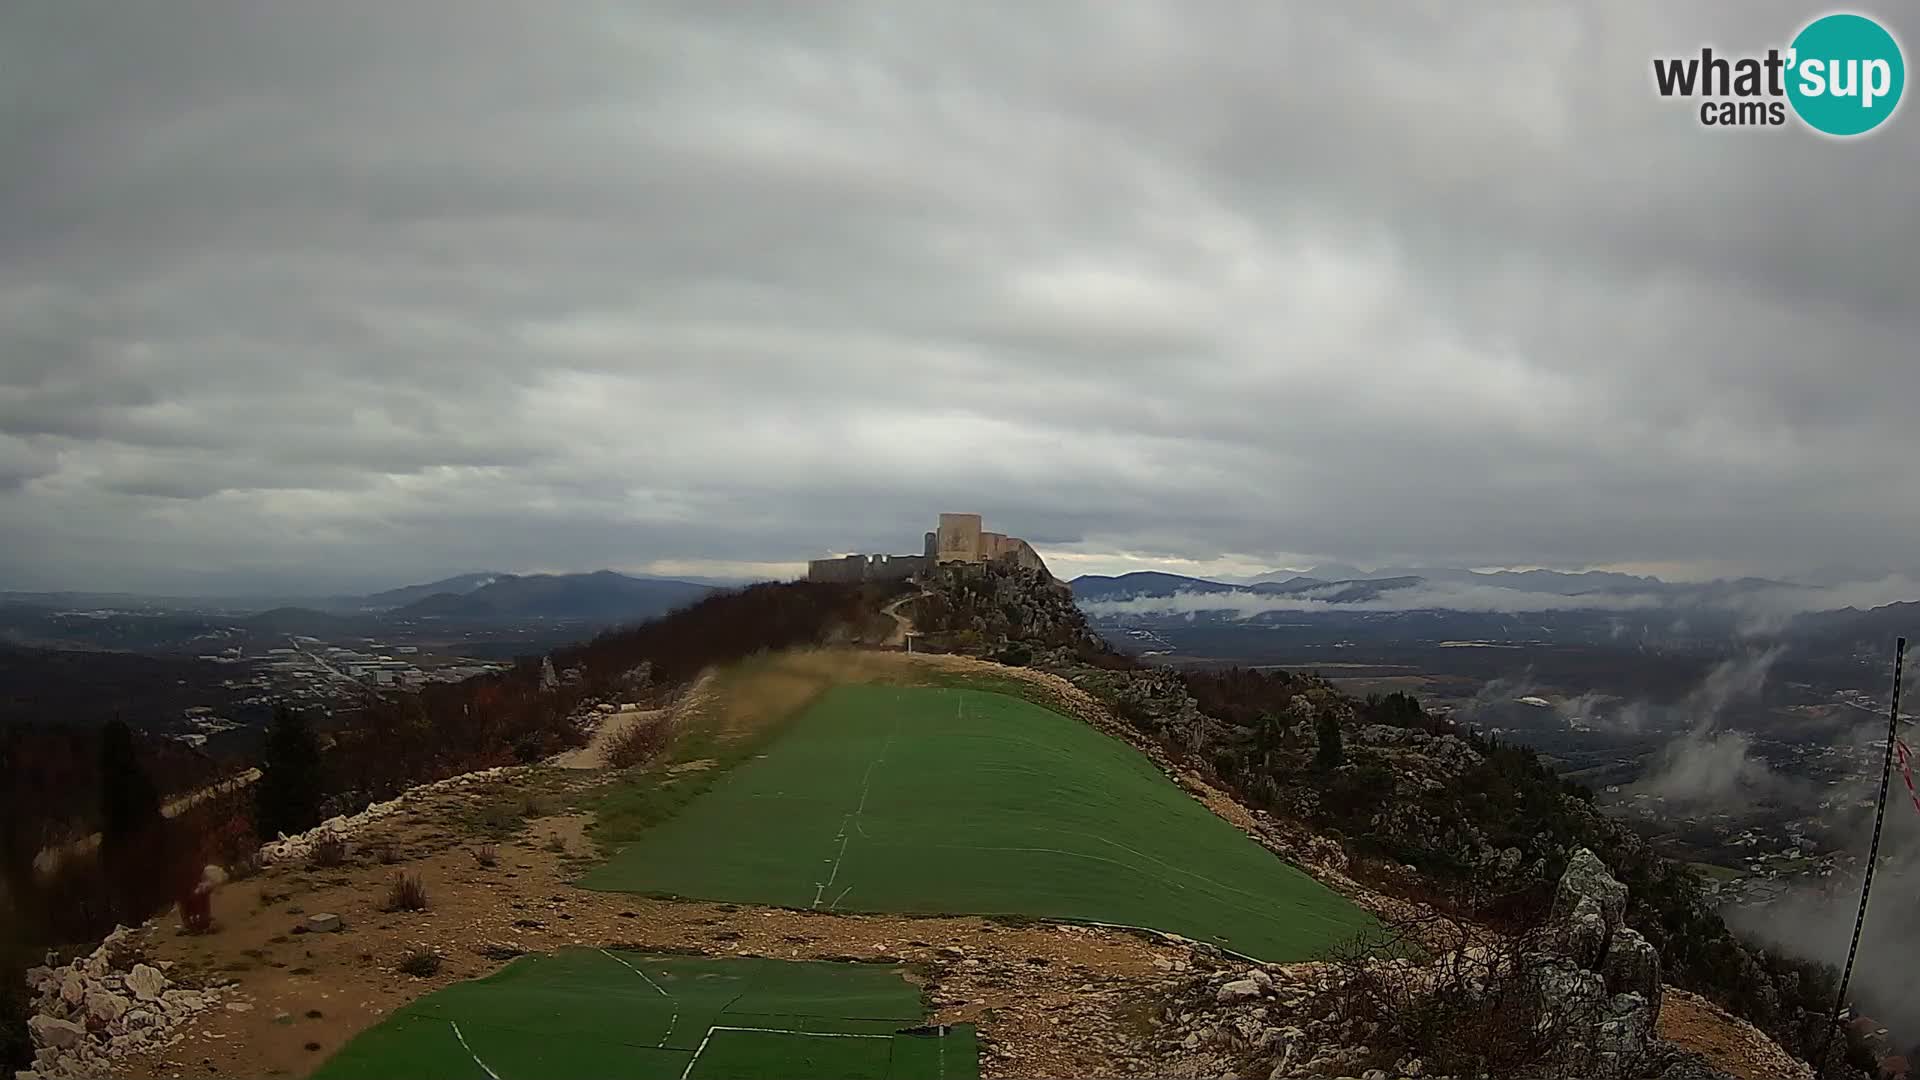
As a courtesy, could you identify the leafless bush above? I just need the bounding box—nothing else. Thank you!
[1320,911,1597,1080]
[604,716,673,769]
[471,844,498,868]
[382,873,428,912]
[307,833,348,869]
[398,947,441,977]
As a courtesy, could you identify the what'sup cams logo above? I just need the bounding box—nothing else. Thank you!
[1654,12,1905,136]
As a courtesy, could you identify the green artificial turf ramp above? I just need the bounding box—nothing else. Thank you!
[310,950,975,1080]
[583,684,1375,960]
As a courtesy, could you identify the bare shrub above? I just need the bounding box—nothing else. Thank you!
[398,947,441,977]
[307,833,348,869]
[382,873,428,913]
[1320,912,1603,1080]
[604,716,673,769]
[471,845,498,868]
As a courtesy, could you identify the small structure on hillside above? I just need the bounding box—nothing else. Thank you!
[807,513,1051,583]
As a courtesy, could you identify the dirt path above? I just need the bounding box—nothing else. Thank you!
[880,590,927,647]
[547,706,667,769]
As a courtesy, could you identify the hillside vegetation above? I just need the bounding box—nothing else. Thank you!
[2,567,1873,1078]
[909,560,1873,1077]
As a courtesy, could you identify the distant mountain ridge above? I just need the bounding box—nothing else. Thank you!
[391,570,715,620]
[355,572,507,611]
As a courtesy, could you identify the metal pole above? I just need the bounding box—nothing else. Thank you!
[1818,635,1905,1077]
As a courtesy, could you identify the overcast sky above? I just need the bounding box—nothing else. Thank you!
[3,2,1916,594]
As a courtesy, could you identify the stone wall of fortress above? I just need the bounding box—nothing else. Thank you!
[807,513,1051,582]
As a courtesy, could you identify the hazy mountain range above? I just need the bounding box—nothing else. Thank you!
[1069,565,1920,646]
[1,570,739,621]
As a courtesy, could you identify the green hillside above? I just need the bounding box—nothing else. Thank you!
[582,684,1373,961]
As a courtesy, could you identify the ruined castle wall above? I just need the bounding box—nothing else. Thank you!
[935,512,984,564]
[807,553,926,583]
[807,556,869,583]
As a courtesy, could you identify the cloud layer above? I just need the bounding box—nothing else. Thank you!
[4,3,1918,593]
[1079,576,1920,620]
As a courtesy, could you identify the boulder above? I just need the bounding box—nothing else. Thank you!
[26,1016,85,1049]
[1558,894,1612,968]
[1552,847,1627,935]
[1602,927,1663,1017]
[306,913,344,934]
[125,963,166,1002]
[1215,978,1264,1004]
[84,990,129,1024]
[57,974,86,1007]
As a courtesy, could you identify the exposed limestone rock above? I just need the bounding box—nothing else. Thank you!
[1143,849,1691,1080]
[1553,847,1629,933]
[1603,927,1664,1016]
[83,989,128,1024]
[26,1017,83,1049]
[1216,978,1265,1004]
[24,924,222,1077]
[125,963,165,1001]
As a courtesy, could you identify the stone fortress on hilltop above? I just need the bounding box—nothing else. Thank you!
[807,512,1051,583]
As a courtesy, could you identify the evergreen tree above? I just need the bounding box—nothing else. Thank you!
[98,718,167,923]
[99,719,162,857]
[256,707,324,838]
[1314,709,1345,772]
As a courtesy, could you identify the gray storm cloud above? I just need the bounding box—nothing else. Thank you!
[3,2,1919,593]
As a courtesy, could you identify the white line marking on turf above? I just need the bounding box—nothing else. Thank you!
[448,1020,502,1080]
[713,1026,892,1038]
[677,1025,896,1080]
[812,707,903,908]
[600,949,678,1047]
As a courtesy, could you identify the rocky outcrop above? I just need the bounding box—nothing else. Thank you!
[17,925,226,1080]
[1139,849,1740,1080]
[1534,846,1665,1073]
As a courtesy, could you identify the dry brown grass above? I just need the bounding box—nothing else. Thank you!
[307,833,348,869]
[381,873,428,913]
[603,716,673,770]
[397,947,441,977]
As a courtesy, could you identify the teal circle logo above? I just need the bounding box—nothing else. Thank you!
[1787,13,1905,136]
